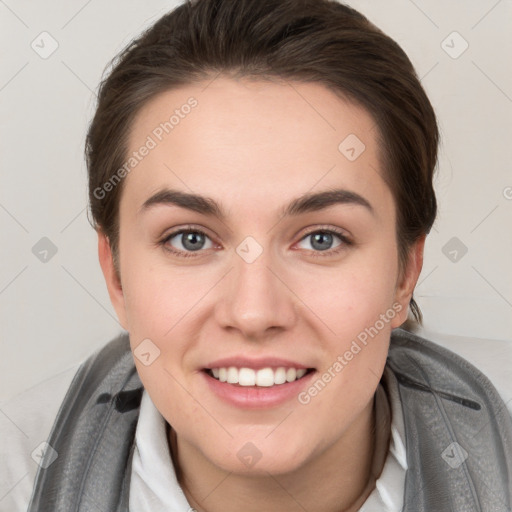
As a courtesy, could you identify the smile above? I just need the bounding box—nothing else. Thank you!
[206,366,311,387]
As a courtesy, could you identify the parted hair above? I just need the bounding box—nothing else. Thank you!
[86,0,439,324]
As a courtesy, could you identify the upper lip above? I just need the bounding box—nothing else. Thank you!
[204,356,312,370]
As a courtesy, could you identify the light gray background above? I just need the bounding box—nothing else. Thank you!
[1,0,511,401]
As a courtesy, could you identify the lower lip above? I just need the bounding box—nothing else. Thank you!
[201,370,316,409]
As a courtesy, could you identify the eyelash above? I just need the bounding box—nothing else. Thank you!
[159,225,353,259]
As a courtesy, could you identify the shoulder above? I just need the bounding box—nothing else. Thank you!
[0,332,133,512]
[0,365,79,512]
[389,326,512,418]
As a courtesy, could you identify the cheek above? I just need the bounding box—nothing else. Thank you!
[120,247,192,338]
[122,259,206,426]
[119,248,217,382]
[298,242,399,339]
[294,258,397,441]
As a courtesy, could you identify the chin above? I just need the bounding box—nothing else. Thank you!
[205,433,313,476]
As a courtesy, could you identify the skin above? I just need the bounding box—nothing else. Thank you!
[98,76,424,512]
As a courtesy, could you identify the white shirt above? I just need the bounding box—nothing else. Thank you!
[129,365,408,512]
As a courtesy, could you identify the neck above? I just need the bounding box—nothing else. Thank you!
[169,393,387,512]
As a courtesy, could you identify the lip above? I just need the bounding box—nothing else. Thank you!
[201,368,317,409]
[204,356,310,370]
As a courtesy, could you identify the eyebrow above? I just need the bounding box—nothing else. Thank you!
[139,187,375,219]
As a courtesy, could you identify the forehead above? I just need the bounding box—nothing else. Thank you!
[122,76,393,221]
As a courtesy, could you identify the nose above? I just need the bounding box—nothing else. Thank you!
[214,243,297,341]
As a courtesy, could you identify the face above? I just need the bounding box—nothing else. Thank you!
[99,76,423,476]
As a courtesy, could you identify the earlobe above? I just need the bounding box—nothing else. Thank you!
[97,231,129,330]
[391,235,426,328]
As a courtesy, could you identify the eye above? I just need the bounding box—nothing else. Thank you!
[161,228,215,257]
[296,228,352,256]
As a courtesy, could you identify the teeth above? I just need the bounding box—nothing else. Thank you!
[239,368,255,386]
[274,367,287,385]
[227,367,238,384]
[209,366,309,387]
[286,368,297,382]
[256,368,274,387]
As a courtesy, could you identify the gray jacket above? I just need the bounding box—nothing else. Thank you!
[27,328,512,511]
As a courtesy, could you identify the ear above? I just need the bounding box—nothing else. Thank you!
[390,235,426,328]
[97,230,129,330]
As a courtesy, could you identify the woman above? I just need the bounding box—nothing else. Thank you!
[7,0,512,510]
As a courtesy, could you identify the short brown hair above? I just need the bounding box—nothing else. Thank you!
[86,0,438,324]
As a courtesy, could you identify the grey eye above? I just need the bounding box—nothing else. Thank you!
[167,230,213,252]
[298,231,342,252]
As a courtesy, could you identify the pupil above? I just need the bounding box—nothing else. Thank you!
[183,232,204,251]
[312,232,332,251]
